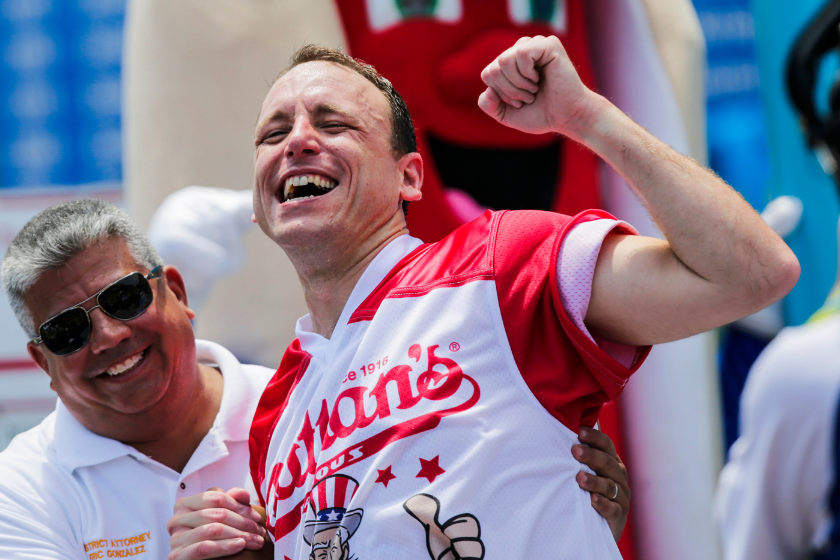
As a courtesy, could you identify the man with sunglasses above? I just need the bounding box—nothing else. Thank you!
[0,199,271,559]
[0,199,631,559]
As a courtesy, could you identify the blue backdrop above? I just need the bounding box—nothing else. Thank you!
[0,0,126,189]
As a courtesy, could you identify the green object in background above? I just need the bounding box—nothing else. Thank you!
[531,0,556,22]
[808,284,840,323]
[396,0,437,17]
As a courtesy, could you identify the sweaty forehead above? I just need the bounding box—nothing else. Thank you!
[259,61,389,122]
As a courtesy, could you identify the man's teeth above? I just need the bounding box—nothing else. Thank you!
[105,351,144,376]
[283,174,336,201]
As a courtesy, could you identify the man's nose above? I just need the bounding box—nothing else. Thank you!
[87,309,132,354]
[285,118,321,158]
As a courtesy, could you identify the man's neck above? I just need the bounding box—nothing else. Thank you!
[129,363,223,473]
[289,225,409,339]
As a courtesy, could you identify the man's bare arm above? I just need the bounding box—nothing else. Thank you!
[479,36,799,346]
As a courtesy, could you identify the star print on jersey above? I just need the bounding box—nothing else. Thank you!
[416,456,446,483]
[376,466,397,487]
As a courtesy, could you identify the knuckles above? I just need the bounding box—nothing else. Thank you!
[205,492,228,509]
[201,508,231,523]
[480,65,498,84]
[166,517,181,535]
[204,523,227,539]
[497,51,517,67]
[195,540,217,558]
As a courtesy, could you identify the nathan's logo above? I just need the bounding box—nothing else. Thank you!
[266,344,480,539]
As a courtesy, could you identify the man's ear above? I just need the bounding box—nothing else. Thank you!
[398,152,423,203]
[27,342,55,391]
[162,265,196,320]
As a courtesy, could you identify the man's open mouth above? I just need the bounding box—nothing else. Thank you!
[427,135,561,211]
[100,349,146,378]
[282,174,337,203]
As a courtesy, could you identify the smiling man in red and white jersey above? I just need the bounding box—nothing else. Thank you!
[170,36,799,560]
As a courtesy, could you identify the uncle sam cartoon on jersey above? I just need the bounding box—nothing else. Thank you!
[303,475,364,560]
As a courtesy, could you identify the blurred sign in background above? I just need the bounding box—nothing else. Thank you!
[694,0,770,212]
[0,0,126,450]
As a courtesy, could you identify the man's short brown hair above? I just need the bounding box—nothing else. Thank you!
[276,45,417,214]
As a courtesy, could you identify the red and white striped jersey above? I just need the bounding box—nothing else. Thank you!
[250,210,649,559]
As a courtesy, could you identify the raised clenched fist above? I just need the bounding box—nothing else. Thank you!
[477,35,597,140]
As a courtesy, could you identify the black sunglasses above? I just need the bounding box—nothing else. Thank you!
[32,266,164,356]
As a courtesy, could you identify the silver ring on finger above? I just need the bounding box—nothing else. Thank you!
[610,481,619,501]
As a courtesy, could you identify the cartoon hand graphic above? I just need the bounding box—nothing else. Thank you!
[403,494,484,560]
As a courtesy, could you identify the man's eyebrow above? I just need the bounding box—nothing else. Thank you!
[255,109,290,137]
[312,103,358,121]
[254,104,360,139]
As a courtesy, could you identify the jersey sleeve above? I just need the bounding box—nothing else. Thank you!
[715,322,840,560]
[491,209,650,431]
[556,217,642,367]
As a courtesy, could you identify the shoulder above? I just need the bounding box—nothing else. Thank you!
[0,412,60,484]
[753,314,840,369]
[736,318,840,465]
[418,209,574,261]
[0,413,80,523]
[403,210,499,278]
[491,208,619,275]
[742,317,840,422]
[350,213,504,315]
[390,210,580,285]
[196,339,274,387]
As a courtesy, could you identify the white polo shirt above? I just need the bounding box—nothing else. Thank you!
[0,339,273,560]
[716,314,840,560]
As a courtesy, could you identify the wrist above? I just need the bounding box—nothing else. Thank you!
[560,93,616,145]
[562,95,632,164]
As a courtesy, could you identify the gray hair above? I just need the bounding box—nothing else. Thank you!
[1,199,163,337]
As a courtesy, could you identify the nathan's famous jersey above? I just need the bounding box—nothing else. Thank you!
[249,210,648,560]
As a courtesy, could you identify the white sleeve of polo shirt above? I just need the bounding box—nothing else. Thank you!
[0,502,83,559]
[714,319,840,560]
[556,218,639,367]
[0,424,85,560]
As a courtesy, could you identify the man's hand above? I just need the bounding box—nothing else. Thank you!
[167,487,267,560]
[478,35,596,137]
[573,427,630,541]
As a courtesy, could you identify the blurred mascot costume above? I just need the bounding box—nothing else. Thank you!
[123,1,716,560]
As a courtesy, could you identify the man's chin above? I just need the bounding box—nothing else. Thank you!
[96,362,172,417]
[103,384,170,416]
[268,220,338,251]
